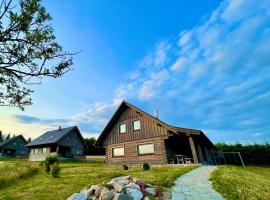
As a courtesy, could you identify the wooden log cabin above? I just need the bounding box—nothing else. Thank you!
[0,135,29,157]
[96,101,216,165]
[26,126,87,161]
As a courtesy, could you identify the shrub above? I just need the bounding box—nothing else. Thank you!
[44,156,59,173]
[122,164,128,170]
[50,163,61,178]
[215,143,270,164]
[143,162,150,171]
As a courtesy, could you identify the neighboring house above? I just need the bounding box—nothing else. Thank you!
[26,126,87,161]
[0,135,29,157]
[96,101,216,165]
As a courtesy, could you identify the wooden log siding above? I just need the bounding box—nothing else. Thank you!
[107,137,167,165]
[104,107,168,146]
[97,101,216,165]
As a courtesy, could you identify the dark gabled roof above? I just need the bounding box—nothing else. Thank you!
[96,100,203,146]
[0,135,27,148]
[26,126,87,148]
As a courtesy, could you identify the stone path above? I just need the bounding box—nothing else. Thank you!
[172,166,224,200]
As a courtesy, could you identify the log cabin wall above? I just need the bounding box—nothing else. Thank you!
[103,106,168,146]
[98,102,216,165]
[107,137,167,165]
[102,106,169,165]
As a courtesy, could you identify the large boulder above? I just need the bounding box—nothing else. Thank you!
[112,182,124,192]
[95,186,106,198]
[126,188,143,200]
[125,182,140,190]
[99,188,114,200]
[145,187,156,196]
[160,192,172,200]
[67,193,88,200]
[113,192,130,200]
[135,180,146,189]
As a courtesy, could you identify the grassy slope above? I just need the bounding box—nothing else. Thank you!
[0,161,197,200]
[210,165,270,200]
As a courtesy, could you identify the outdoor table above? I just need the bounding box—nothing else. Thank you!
[175,155,186,164]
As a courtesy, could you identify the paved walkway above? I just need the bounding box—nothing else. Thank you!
[172,166,224,200]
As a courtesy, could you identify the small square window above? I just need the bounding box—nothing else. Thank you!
[119,123,126,134]
[133,120,141,131]
[138,143,155,155]
[112,146,124,157]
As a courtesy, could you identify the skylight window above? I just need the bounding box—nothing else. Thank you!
[49,136,54,140]
[39,137,44,141]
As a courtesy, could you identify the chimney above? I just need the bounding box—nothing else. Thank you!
[59,126,62,130]
[153,109,159,119]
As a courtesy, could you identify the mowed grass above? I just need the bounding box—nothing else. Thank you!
[0,160,197,200]
[210,165,270,200]
[0,160,38,188]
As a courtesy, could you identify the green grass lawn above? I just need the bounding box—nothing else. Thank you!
[0,160,197,200]
[0,160,38,188]
[210,165,270,200]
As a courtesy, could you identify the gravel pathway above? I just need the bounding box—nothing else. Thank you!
[172,166,224,200]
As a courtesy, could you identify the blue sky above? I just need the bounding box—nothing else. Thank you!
[0,0,270,143]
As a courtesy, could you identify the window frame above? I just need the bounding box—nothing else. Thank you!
[112,146,125,157]
[119,123,126,134]
[137,142,155,156]
[132,119,141,131]
[42,148,47,154]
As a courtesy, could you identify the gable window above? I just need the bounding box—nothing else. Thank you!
[119,123,126,134]
[112,146,124,157]
[138,143,155,155]
[133,120,141,131]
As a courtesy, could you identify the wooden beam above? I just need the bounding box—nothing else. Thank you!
[197,144,204,163]
[189,136,198,164]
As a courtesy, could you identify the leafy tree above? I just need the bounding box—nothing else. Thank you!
[216,142,270,164]
[84,137,105,155]
[28,137,31,143]
[0,130,3,142]
[5,133,10,140]
[0,0,76,110]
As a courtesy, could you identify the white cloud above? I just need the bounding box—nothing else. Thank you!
[71,98,122,130]
[139,70,169,100]
[139,40,171,69]
[111,0,270,142]
[6,0,270,143]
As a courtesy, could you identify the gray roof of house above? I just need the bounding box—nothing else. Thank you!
[25,126,78,147]
[0,135,26,148]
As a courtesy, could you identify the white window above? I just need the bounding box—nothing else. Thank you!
[38,148,42,154]
[133,120,141,131]
[42,148,47,154]
[33,149,38,154]
[138,143,155,155]
[119,123,126,134]
[112,146,124,157]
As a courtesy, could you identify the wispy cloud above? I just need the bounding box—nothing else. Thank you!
[4,0,270,143]
[108,0,270,142]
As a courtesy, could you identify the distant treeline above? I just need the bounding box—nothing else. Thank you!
[216,143,270,165]
[84,137,105,155]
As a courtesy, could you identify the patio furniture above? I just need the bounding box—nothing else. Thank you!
[184,158,192,164]
[175,155,185,164]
